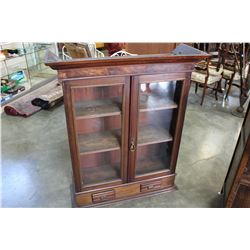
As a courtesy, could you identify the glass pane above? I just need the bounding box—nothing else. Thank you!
[0,43,30,103]
[136,143,171,175]
[5,56,27,75]
[0,61,8,77]
[80,150,121,185]
[1,43,57,104]
[73,84,123,186]
[136,81,177,176]
[24,43,57,86]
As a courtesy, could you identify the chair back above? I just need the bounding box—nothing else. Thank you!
[64,43,91,58]
[110,49,137,57]
[219,43,240,73]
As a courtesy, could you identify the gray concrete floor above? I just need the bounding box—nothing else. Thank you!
[1,84,246,207]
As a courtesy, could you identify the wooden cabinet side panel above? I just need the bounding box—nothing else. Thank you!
[62,81,82,192]
[225,136,250,207]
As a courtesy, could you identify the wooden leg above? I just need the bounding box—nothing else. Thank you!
[201,84,207,105]
[215,82,218,101]
[224,79,228,89]
[225,78,233,100]
[195,82,198,93]
[215,78,222,101]
[217,79,223,93]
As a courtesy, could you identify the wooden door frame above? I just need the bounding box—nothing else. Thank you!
[62,76,130,192]
[127,73,190,182]
[169,73,192,173]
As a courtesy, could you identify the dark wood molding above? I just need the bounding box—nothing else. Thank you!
[45,44,210,70]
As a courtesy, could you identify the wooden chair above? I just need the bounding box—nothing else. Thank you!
[191,58,223,105]
[193,43,220,54]
[63,43,91,59]
[62,43,104,59]
[79,42,104,58]
[221,44,250,99]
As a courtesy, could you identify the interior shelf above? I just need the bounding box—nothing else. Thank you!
[1,68,28,78]
[78,130,121,155]
[75,98,122,119]
[3,54,26,61]
[139,93,178,112]
[81,164,120,186]
[136,157,170,175]
[1,42,58,104]
[2,47,49,61]
[138,125,173,146]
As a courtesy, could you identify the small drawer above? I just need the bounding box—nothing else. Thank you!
[140,180,162,193]
[92,190,115,203]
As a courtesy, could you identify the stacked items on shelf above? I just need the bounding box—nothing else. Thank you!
[0,42,58,105]
[1,75,26,103]
[0,45,23,102]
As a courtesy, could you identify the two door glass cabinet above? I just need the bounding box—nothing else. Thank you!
[45,44,208,206]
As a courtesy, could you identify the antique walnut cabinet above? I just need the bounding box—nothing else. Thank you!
[46,44,209,207]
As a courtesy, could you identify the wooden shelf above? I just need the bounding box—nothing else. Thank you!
[139,93,178,112]
[138,125,172,146]
[78,130,121,155]
[75,98,122,119]
[81,164,120,186]
[136,157,170,176]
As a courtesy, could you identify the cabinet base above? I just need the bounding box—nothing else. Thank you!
[74,174,176,207]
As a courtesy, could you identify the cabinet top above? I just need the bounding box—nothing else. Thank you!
[45,44,210,70]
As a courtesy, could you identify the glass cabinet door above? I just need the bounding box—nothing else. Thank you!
[130,75,183,180]
[70,77,129,189]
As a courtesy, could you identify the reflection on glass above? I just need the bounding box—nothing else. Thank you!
[136,81,177,176]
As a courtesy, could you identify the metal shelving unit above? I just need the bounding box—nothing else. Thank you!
[0,42,58,104]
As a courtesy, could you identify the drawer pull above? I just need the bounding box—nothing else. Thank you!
[92,190,115,203]
[147,184,155,190]
[141,181,162,193]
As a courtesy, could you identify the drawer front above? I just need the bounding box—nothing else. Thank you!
[140,180,162,193]
[76,174,175,206]
[92,190,115,203]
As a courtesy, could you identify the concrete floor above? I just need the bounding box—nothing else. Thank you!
[1,84,245,207]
